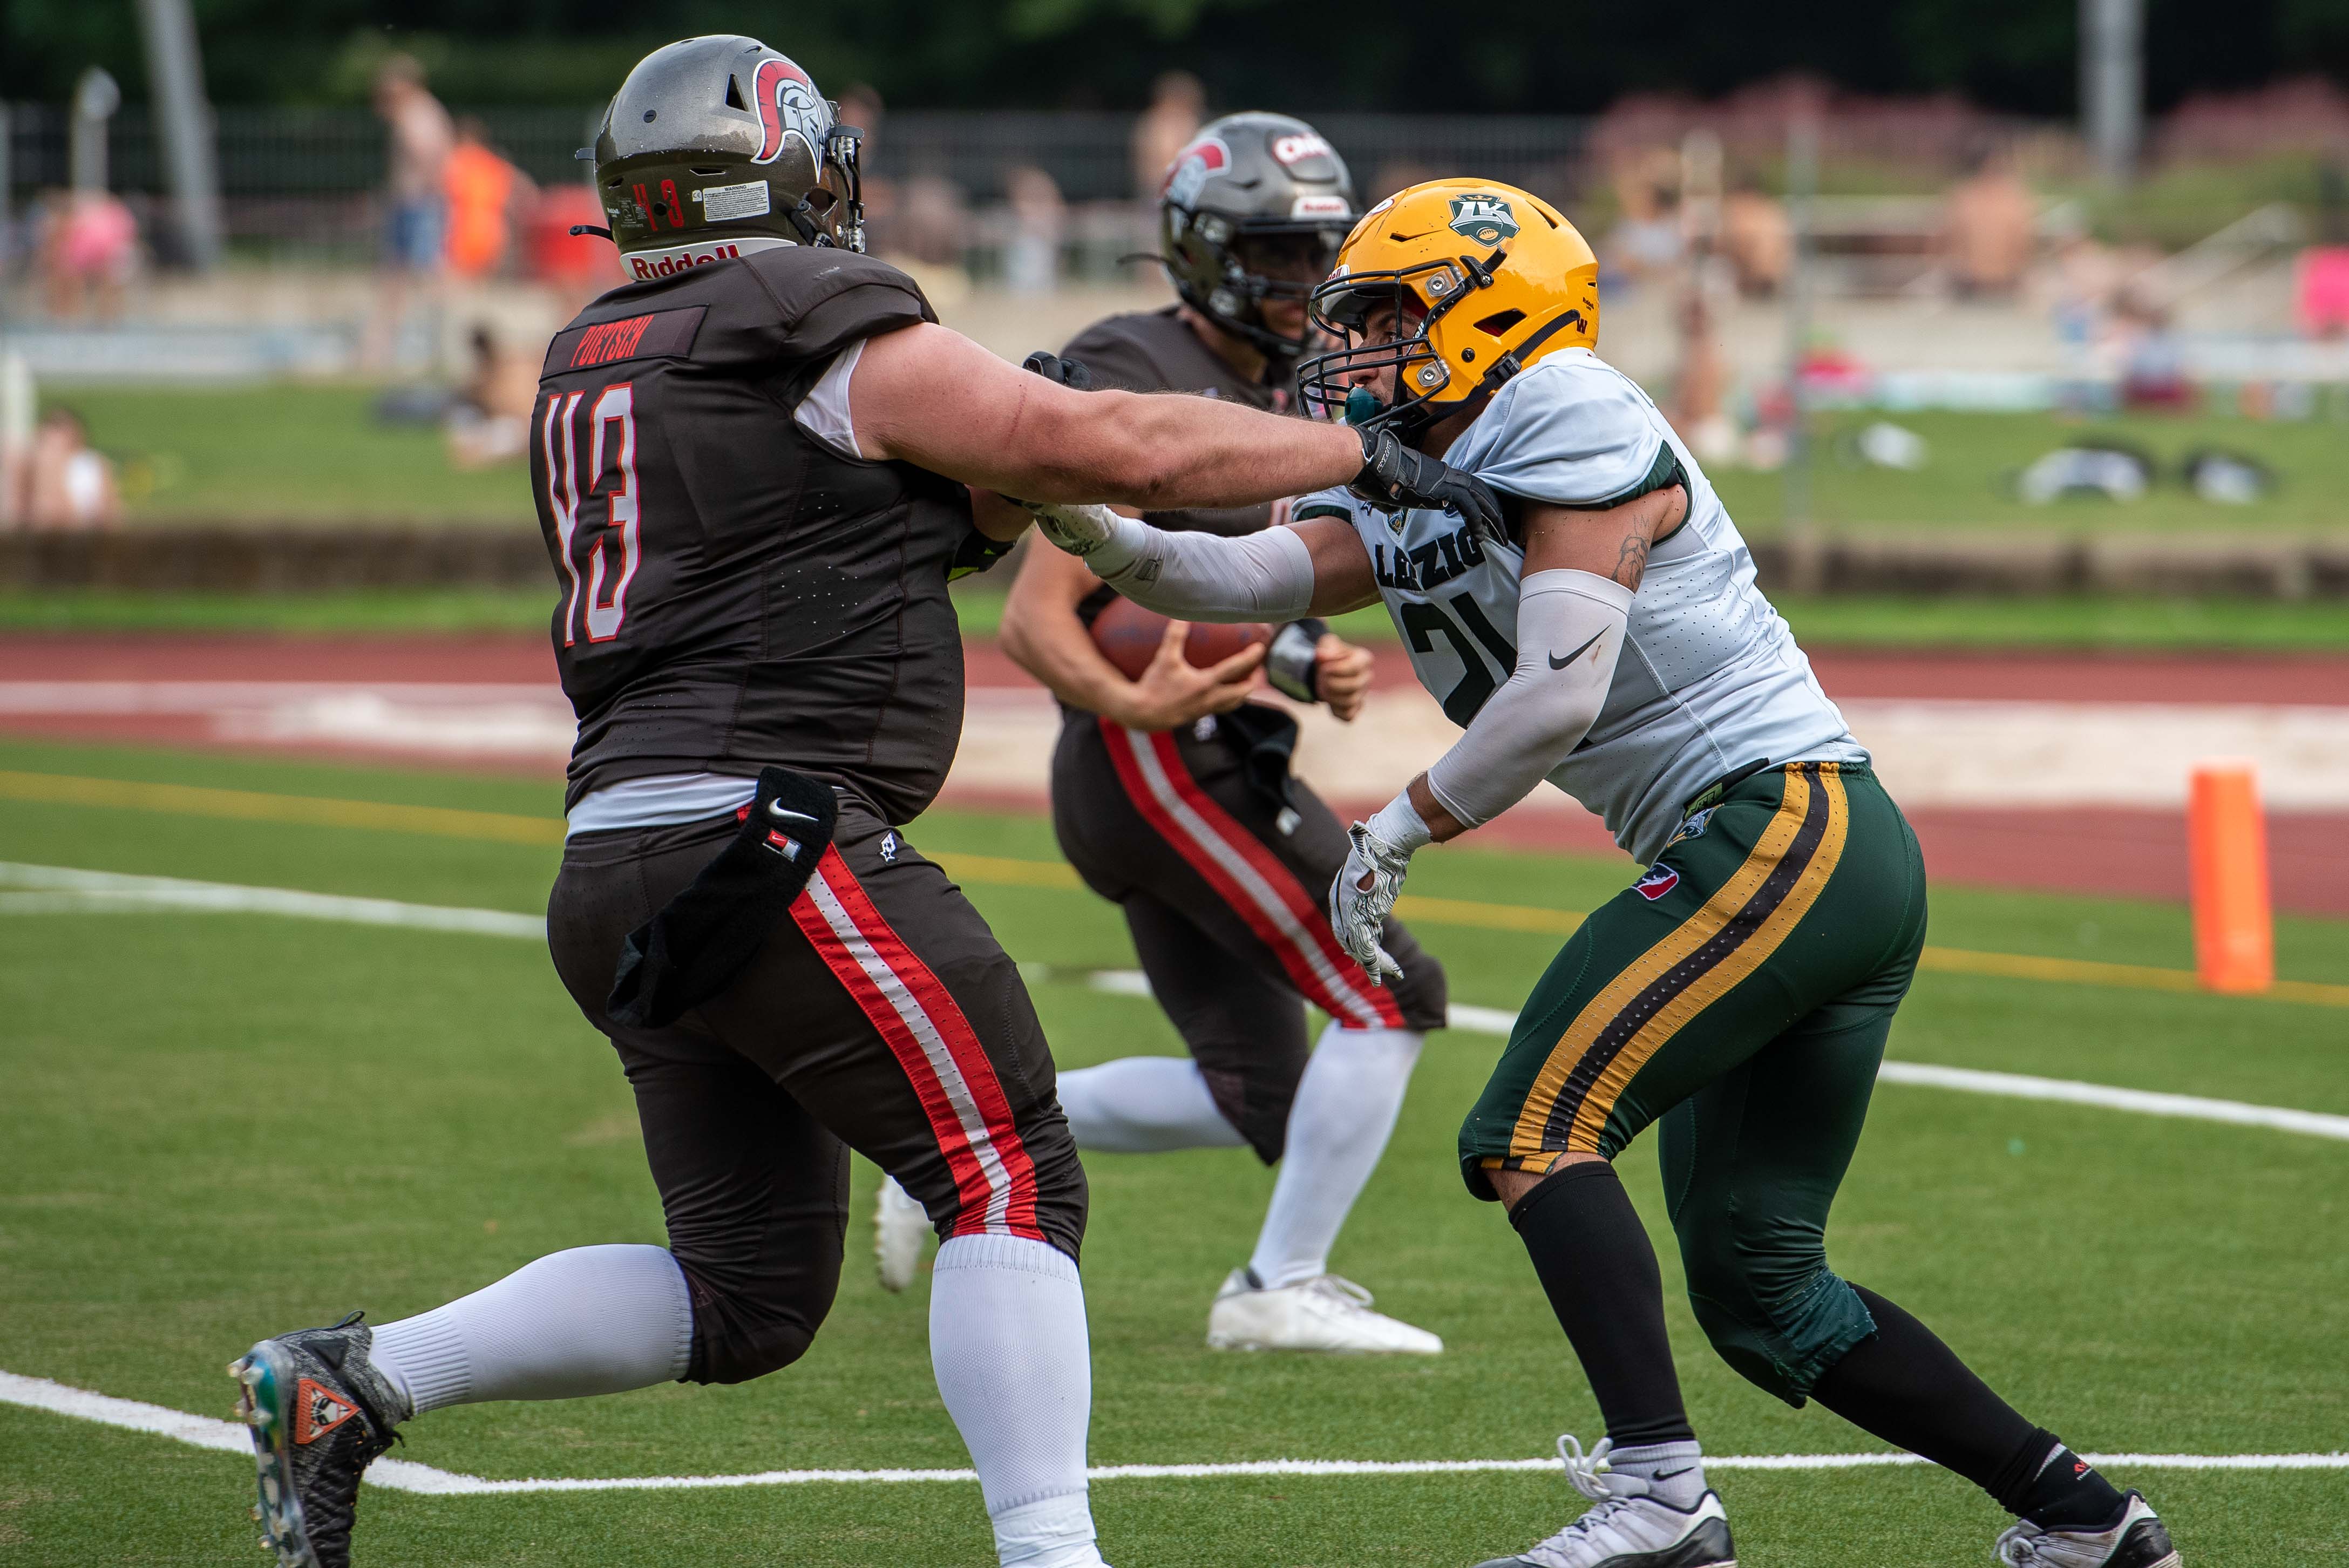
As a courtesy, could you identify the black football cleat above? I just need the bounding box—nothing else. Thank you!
[229,1313,408,1568]
[1994,1491,2181,1567]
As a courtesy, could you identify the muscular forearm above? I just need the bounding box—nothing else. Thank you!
[1076,392,1363,511]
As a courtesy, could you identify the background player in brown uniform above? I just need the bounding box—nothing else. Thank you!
[996,115,1449,1355]
[224,40,1503,1568]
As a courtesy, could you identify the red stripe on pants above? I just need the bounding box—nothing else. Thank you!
[1099,720,1403,1029]
[790,847,1042,1239]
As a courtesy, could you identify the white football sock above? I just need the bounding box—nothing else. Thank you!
[1605,1439,1709,1511]
[366,1244,693,1417]
[930,1234,1106,1568]
[1247,1023,1423,1289]
[1056,1056,1246,1153]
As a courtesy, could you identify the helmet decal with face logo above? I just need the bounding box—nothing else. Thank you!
[751,56,827,168]
[1163,136,1231,209]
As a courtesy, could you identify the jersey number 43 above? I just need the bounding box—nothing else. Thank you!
[539,384,641,646]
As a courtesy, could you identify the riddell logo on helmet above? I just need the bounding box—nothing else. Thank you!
[627,235,791,279]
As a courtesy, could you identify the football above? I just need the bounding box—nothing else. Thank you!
[1089,594,1269,681]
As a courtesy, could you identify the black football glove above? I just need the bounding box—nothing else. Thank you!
[1350,425,1504,538]
[1020,350,1095,390]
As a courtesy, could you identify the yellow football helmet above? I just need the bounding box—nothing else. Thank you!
[1300,179,1599,439]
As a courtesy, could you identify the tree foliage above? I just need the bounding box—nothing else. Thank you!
[4,0,2345,113]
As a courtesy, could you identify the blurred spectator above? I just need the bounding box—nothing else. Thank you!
[444,324,539,470]
[443,118,535,281]
[526,185,623,314]
[1669,289,1735,464]
[1003,166,1065,295]
[2114,295,2192,411]
[5,406,120,530]
[1131,71,1205,198]
[2299,249,2349,340]
[1719,172,1790,297]
[367,55,454,369]
[1941,148,2036,297]
[1608,151,1683,283]
[37,189,138,320]
[838,83,885,165]
[2299,160,2349,340]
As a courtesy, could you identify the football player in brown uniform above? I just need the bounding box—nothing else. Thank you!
[989,114,1449,1355]
[224,40,1501,1568]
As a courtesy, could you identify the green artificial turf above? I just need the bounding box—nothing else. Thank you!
[1714,408,2349,537]
[1,738,2344,1566]
[50,383,536,525]
[12,582,2347,653]
[50,383,2349,538]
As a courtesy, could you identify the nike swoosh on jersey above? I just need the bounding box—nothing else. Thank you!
[1549,632,1605,669]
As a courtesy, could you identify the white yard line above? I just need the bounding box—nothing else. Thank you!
[0,863,545,940]
[0,1370,2340,1494]
[1076,968,2349,1143]
[6,869,2345,1144]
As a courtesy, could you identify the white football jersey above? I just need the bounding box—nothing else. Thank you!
[1296,348,1865,865]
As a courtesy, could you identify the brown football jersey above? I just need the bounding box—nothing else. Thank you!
[534,246,986,824]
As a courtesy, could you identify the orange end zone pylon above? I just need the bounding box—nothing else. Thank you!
[2188,759,2273,994]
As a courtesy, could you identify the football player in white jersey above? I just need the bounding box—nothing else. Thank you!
[1022,180,2177,1568]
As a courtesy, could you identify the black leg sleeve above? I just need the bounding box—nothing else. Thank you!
[1810,1284,2126,1528]
[1510,1162,1695,1448]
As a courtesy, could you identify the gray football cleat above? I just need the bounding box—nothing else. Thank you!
[229,1313,408,1568]
[1995,1492,2180,1568]
[1473,1435,1735,1568]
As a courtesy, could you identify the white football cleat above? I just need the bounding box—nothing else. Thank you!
[1205,1269,1443,1354]
[1474,1435,1735,1568]
[873,1177,930,1294]
[1994,1492,2179,1568]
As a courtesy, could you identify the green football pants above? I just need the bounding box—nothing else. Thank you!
[1459,761,1929,1402]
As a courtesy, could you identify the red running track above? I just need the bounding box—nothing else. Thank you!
[3,633,2344,915]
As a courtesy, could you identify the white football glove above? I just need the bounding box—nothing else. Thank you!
[1330,815,1418,986]
[1020,499,1121,559]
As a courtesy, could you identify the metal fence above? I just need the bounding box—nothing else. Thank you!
[1,100,2059,275]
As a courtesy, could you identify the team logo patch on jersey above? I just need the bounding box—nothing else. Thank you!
[1163,135,1231,208]
[1448,194,1520,246]
[1667,806,1716,847]
[879,831,900,864]
[1634,865,1681,901]
[292,1377,361,1445]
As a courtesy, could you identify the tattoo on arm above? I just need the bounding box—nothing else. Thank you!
[1612,535,1649,590]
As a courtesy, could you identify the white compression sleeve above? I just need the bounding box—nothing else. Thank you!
[1423,569,1632,829]
[1076,509,1316,623]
